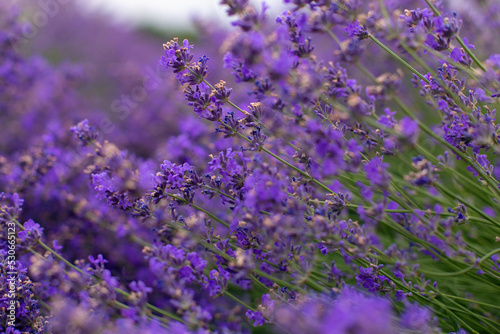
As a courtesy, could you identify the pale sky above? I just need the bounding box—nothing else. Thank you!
[79,0,286,29]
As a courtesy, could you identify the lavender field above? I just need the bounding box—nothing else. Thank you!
[2,0,500,333]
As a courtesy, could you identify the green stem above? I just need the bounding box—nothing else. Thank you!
[253,268,307,294]
[368,34,429,83]
[420,248,500,277]
[440,294,500,310]
[433,182,500,228]
[167,193,230,228]
[224,291,256,311]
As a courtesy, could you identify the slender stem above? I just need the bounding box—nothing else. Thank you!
[368,34,429,83]
[167,193,230,228]
[440,294,500,310]
[433,182,500,228]
[455,37,486,71]
[253,268,307,293]
[420,248,500,277]
[224,291,255,311]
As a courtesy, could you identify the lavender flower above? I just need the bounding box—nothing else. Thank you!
[344,20,369,39]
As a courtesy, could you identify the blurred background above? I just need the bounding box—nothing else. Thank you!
[1,0,267,155]
[7,0,287,32]
[82,0,286,30]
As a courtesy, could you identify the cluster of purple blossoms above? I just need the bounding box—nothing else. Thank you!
[1,0,500,333]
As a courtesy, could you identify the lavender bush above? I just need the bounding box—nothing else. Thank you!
[1,0,500,333]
